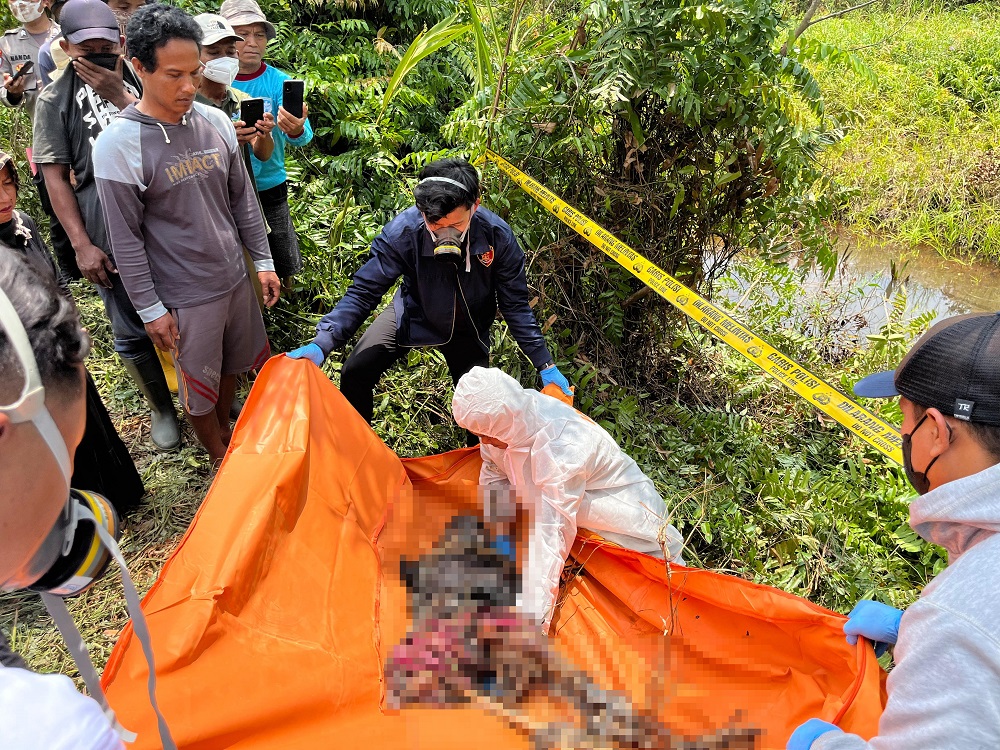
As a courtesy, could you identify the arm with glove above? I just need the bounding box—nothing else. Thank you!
[788,596,1000,749]
[288,232,408,366]
[492,226,571,395]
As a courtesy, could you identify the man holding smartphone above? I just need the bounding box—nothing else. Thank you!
[1,0,57,113]
[95,3,280,465]
[32,0,185,455]
[220,0,312,292]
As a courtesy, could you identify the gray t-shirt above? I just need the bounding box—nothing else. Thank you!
[31,64,141,257]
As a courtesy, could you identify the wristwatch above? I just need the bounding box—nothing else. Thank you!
[539,361,554,371]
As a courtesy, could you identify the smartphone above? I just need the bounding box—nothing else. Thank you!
[282,79,304,119]
[10,60,34,83]
[239,97,265,130]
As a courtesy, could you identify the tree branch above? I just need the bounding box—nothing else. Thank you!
[780,0,822,55]
[806,0,879,30]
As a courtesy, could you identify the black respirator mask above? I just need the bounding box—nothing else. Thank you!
[0,287,176,748]
[419,175,476,269]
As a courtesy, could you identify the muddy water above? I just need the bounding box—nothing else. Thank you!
[800,233,1000,334]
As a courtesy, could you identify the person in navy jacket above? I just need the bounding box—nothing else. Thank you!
[288,158,571,436]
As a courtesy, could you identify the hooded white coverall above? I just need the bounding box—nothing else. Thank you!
[452,367,685,630]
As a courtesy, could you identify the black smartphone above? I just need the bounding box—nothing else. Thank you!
[282,79,304,119]
[239,97,265,129]
[10,60,34,83]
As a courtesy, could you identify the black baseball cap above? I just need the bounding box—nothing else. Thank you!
[854,312,1000,425]
[60,0,121,45]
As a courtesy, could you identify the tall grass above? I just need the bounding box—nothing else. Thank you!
[809,4,1000,259]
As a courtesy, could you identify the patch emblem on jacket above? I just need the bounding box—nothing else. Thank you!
[479,247,495,267]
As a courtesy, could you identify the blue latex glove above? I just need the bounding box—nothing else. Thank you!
[287,342,325,367]
[490,534,515,560]
[540,364,572,396]
[787,719,842,749]
[844,600,903,657]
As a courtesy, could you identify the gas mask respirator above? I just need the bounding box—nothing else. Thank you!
[420,176,475,269]
[0,288,176,748]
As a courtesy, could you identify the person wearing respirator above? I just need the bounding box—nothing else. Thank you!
[0,249,175,749]
[788,314,1000,750]
[288,157,573,442]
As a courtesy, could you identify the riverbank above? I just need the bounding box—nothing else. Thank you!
[810,4,1000,261]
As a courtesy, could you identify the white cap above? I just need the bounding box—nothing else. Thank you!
[194,13,243,46]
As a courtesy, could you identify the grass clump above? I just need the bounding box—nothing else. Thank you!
[809,5,1000,259]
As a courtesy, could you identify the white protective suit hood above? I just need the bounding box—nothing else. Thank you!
[452,366,546,448]
[453,367,685,631]
[815,461,1000,750]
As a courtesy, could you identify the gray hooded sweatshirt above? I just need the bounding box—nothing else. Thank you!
[93,102,273,323]
[452,367,684,629]
[815,461,1000,750]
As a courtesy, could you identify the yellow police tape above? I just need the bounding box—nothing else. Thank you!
[485,149,904,465]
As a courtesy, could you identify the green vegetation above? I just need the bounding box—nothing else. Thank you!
[810,4,1000,258]
[0,0,972,683]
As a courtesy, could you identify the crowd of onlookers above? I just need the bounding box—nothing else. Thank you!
[1,0,311,466]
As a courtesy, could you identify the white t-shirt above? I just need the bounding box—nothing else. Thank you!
[0,666,123,749]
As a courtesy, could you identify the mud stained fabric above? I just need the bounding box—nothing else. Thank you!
[32,65,142,257]
[93,102,273,324]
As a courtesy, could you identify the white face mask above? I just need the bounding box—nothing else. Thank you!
[203,56,240,86]
[8,0,44,24]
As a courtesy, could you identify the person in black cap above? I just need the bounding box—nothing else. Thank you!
[788,313,1000,750]
[32,0,183,452]
[286,157,572,441]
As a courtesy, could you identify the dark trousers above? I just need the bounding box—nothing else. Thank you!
[340,306,488,442]
[33,169,80,284]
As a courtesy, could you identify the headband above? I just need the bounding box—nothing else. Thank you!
[418,176,471,194]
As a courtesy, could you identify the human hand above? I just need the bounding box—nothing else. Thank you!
[287,342,325,367]
[256,111,275,135]
[72,55,125,104]
[75,242,117,288]
[844,600,903,657]
[276,103,307,137]
[3,70,28,96]
[258,271,281,307]
[144,313,180,352]
[233,119,257,145]
[787,719,841,749]
[540,364,572,396]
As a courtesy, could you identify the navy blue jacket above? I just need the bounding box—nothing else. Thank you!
[313,206,552,368]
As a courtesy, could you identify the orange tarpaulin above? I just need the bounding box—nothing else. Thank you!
[102,357,885,748]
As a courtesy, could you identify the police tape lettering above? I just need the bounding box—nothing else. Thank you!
[486,149,903,465]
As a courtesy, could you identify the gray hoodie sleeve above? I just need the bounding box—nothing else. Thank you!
[93,120,168,322]
[200,106,272,272]
[814,596,1000,750]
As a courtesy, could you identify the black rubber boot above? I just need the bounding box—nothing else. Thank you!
[122,354,182,450]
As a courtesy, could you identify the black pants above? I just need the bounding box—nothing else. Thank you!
[340,306,488,442]
[33,169,80,284]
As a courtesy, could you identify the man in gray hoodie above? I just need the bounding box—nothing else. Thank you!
[94,3,279,464]
[788,313,1000,749]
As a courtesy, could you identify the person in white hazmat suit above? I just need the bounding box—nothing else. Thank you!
[452,366,685,631]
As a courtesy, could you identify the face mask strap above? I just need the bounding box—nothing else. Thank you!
[44,504,177,749]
